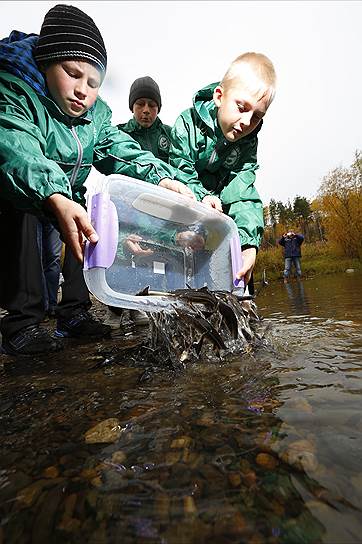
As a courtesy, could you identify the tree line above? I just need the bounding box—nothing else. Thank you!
[262,150,362,259]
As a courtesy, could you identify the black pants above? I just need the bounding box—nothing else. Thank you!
[0,200,91,338]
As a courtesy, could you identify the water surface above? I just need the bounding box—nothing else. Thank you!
[1,272,361,543]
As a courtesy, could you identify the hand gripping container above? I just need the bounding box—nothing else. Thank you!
[83,174,244,312]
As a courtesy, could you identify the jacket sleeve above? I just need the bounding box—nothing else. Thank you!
[296,234,304,244]
[93,106,178,184]
[278,237,285,247]
[220,136,264,248]
[168,112,212,201]
[0,87,73,213]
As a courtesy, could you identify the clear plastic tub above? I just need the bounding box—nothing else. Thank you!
[83,174,243,312]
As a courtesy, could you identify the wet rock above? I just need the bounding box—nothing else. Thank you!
[111,450,127,464]
[255,452,278,470]
[84,418,122,444]
[228,472,242,487]
[80,468,99,480]
[63,493,77,518]
[42,466,60,479]
[293,397,313,413]
[16,478,64,508]
[154,492,170,520]
[57,517,81,532]
[165,451,181,465]
[183,495,197,515]
[171,436,192,449]
[280,439,318,472]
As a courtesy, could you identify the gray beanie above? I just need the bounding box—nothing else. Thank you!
[129,76,162,111]
[34,4,107,73]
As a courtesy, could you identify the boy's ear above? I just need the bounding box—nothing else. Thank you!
[213,85,224,107]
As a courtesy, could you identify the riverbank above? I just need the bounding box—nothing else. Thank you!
[254,241,361,282]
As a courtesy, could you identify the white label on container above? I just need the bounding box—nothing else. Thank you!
[153,261,165,275]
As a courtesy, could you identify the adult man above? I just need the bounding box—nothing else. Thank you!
[278,231,304,283]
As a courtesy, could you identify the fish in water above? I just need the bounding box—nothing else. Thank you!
[94,286,264,372]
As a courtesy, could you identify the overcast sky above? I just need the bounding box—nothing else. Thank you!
[1,1,361,204]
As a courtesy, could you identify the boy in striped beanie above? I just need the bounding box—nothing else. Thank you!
[0,4,194,356]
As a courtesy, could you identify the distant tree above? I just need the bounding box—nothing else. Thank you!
[293,196,312,238]
[317,150,362,258]
[269,199,278,225]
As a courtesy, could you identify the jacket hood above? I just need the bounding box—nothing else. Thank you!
[0,31,47,96]
[192,82,219,131]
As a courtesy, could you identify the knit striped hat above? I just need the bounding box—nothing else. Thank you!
[34,4,107,73]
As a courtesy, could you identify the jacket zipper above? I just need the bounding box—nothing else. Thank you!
[207,148,217,167]
[69,126,83,186]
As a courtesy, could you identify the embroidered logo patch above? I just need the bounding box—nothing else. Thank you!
[224,147,241,168]
[158,135,170,151]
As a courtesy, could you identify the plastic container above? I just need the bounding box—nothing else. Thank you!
[83,174,244,312]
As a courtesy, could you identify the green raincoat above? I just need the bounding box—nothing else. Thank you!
[169,83,264,248]
[0,72,178,216]
[118,117,172,161]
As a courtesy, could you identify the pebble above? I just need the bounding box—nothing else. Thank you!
[42,466,59,479]
[171,436,192,449]
[84,418,122,444]
[183,495,197,514]
[255,453,278,470]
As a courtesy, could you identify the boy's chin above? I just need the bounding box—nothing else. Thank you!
[224,132,243,143]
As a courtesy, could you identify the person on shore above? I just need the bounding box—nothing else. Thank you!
[0,4,194,356]
[278,231,304,282]
[168,52,277,291]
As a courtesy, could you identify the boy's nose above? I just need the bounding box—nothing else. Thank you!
[240,111,253,127]
[75,80,87,98]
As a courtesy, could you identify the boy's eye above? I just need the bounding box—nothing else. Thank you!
[66,69,78,78]
[237,103,245,113]
[88,79,100,89]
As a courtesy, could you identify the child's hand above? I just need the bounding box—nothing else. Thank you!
[46,194,98,262]
[158,178,196,200]
[201,195,223,212]
[236,247,257,286]
[176,231,205,250]
[124,234,153,256]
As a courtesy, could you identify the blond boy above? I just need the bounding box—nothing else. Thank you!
[169,52,276,288]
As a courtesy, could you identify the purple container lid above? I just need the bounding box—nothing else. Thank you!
[84,192,119,269]
[230,234,244,288]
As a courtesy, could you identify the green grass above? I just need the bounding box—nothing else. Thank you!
[254,242,361,282]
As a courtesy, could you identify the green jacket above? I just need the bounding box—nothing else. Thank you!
[0,72,178,215]
[169,83,264,248]
[118,117,171,161]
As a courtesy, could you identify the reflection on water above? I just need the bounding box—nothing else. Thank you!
[0,272,362,543]
[284,280,310,315]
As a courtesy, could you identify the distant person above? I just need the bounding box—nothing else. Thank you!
[278,231,304,283]
[118,76,171,161]
[168,52,277,291]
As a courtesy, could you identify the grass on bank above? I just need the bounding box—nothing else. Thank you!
[254,241,362,282]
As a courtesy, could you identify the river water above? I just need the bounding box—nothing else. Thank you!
[0,272,361,543]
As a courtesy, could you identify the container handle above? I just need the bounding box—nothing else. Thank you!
[83,192,118,269]
[230,235,244,288]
